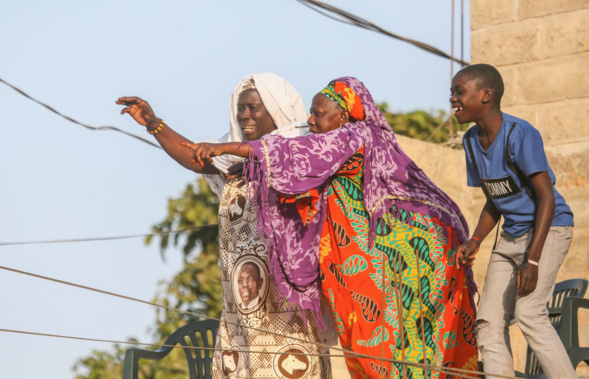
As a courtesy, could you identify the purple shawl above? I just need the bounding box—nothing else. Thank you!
[244,77,470,326]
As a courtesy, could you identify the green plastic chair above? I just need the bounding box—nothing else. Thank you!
[514,278,588,378]
[559,295,589,371]
[122,319,219,379]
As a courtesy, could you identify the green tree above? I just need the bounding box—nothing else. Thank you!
[73,178,220,379]
[378,103,465,143]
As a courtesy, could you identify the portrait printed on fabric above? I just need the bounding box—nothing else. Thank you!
[232,255,269,314]
[273,345,313,379]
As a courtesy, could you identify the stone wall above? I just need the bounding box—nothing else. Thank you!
[332,3,589,375]
[467,0,589,373]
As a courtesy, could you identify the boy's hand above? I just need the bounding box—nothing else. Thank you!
[517,263,538,297]
[456,239,480,269]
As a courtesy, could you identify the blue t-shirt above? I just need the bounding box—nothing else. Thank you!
[462,112,574,237]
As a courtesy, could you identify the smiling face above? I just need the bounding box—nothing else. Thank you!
[307,93,349,134]
[450,72,489,125]
[236,89,277,141]
[237,263,262,306]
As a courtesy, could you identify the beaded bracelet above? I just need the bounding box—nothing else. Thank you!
[470,236,481,244]
[148,119,164,135]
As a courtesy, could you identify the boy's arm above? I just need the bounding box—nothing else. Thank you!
[457,193,501,268]
[517,171,555,297]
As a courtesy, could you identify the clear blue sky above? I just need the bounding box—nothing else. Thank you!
[0,1,470,377]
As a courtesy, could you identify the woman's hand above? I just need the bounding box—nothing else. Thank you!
[228,162,245,178]
[517,261,539,297]
[116,97,159,129]
[456,239,480,269]
[180,142,225,167]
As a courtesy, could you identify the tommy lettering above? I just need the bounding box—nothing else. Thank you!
[481,176,521,199]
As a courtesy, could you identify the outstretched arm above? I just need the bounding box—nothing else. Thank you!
[456,194,501,269]
[180,142,252,167]
[116,96,219,174]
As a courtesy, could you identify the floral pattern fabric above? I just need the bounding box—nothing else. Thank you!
[288,148,478,378]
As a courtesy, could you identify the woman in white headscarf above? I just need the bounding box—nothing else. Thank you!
[117,73,334,378]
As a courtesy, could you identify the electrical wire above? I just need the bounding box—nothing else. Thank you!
[0,328,505,378]
[0,77,161,149]
[0,224,218,247]
[296,0,469,66]
[0,264,513,378]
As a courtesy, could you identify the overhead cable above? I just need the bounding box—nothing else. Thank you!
[0,265,507,378]
[0,77,161,149]
[0,328,502,378]
[296,0,469,66]
[0,225,218,247]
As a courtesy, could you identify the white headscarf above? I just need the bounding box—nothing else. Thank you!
[204,73,309,197]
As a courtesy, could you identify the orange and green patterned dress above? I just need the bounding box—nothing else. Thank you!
[286,147,478,378]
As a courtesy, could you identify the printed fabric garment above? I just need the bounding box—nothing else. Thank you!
[244,77,471,325]
[212,177,331,379]
[285,148,478,378]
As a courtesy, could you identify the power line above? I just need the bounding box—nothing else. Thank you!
[0,328,500,378]
[296,0,469,66]
[0,77,161,149]
[0,225,218,247]
[0,264,507,378]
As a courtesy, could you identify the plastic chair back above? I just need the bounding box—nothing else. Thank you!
[524,279,588,377]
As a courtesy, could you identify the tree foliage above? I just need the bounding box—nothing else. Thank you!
[73,178,220,379]
[378,103,465,143]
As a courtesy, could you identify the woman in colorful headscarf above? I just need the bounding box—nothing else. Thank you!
[187,77,478,378]
[117,73,334,379]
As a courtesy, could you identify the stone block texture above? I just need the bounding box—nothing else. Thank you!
[471,1,589,374]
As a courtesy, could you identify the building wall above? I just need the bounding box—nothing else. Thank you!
[332,3,589,375]
[466,0,589,373]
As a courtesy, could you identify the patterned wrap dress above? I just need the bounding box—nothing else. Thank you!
[244,77,479,378]
[286,148,478,378]
[212,177,332,379]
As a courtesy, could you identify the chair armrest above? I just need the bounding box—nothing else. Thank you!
[559,297,589,350]
[122,346,174,379]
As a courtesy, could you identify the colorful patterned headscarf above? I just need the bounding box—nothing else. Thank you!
[320,81,365,121]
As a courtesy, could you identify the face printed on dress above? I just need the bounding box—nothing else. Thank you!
[237,263,263,306]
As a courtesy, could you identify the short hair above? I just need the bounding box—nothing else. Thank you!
[457,64,504,105]
[240,262,261,278]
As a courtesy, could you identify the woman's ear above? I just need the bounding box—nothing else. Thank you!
[341,110,350,125]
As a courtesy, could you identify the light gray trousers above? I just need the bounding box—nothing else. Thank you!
[476,226,577,379]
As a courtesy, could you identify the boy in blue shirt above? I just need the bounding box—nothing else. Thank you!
[452,64,576,378]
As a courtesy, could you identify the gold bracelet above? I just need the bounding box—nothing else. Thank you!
[148,119,164,135]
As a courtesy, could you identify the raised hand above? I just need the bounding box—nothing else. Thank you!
[116,97,159,129]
